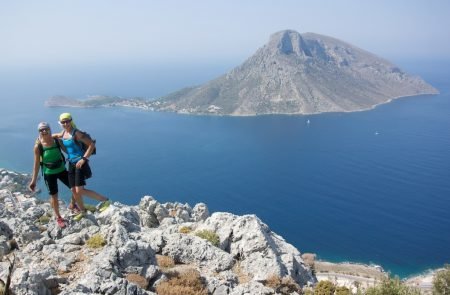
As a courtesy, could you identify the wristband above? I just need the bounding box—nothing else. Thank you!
[82,156,88,161]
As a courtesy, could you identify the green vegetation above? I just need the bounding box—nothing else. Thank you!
[37,213,51,224]
[86,234,106,249]
[335,286,351,295]
[195,230,220,247]
[365,277,420,295]
[433,264,450,295]
[314,280,335,295]
[179,226,192,234]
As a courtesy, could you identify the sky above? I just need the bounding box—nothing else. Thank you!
[1,0,450,69]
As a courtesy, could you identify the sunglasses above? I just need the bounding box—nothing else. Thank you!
[60,120,71,125]
[39,128,49,132]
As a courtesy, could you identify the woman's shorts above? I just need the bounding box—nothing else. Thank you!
[44,170,70,195]
[68,162,92,188]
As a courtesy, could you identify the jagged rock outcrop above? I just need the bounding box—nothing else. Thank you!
[0,169,315,294]
[152,30,438,115]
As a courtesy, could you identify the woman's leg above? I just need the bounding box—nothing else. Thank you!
[75,186,107,202]
[50,194,61,218]
[72,187,85,211]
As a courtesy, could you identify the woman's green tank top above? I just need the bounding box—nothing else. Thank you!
[42,143,66,175]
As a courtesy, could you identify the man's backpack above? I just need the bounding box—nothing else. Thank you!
[36,138,66,175]
[71,129,97,155]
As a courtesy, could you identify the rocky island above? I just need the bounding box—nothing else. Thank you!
[46,30,438,116]
[1,168,445,294]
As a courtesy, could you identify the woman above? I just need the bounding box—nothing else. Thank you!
[29,122,69,228]
[57,113,110,221]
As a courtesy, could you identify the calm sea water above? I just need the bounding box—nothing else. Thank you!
[0,61,449,278]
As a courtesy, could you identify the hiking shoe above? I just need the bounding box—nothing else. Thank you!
[69,203,81,216]
[96,199,111,212]
[73,211,86,222]
[56,217,67,228]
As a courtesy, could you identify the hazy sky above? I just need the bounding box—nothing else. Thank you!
[1,0,449,68]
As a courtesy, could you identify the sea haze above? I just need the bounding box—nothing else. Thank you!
[0,62,449,278]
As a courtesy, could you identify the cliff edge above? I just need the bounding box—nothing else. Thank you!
[0,168,315,294]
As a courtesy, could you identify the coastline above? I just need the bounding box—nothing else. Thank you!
[44,91,440,117]
[312,260,439,294]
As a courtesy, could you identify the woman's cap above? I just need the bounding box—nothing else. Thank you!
[37,122,50,130]
[59,113,72,121]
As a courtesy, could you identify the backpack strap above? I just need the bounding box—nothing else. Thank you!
[54,138,66,164]
[71,128,83,151]
[36,137,44,176]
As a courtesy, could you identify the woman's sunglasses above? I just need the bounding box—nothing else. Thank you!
[39,128,49,133]
[60,120,71,125]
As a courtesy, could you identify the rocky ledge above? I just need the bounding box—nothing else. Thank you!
[0,168,443,294]
[0,168,315,294]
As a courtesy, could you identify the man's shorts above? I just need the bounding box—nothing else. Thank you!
[44,170,70,195]
[68,162,92,188]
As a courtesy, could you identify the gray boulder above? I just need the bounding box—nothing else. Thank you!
[162,233,234,272]
[200,213,314,284]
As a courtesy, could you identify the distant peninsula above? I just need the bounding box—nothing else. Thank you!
[45,30,439,116]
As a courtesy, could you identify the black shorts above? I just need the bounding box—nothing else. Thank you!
[44,170,70,195]
[68,162,92,188]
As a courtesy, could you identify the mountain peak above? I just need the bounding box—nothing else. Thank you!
[268,30,311,57]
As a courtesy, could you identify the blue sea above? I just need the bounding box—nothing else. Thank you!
[0,61,449,278]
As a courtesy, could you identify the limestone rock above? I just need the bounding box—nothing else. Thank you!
[0,168,319,294]
[162,233,234,272]
[200,212,315,284]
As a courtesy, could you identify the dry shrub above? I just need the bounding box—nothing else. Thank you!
[156,255,175,269]
[265,274,283,289]
[155,269,208,295]
[302,253,316,268]
[179,226,192,234]
[232,262,251,284]
[126,273,148,289]
[264,274,301,295]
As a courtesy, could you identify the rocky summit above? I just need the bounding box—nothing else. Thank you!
[0,168,315,295]
[152,30,438,115]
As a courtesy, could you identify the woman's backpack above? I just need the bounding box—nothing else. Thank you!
[71,129,97,155]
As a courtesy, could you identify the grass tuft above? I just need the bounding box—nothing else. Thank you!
[179,226,192,234]
[86,234,106,249]
[195,230,219,247]
[37,214,51,224]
